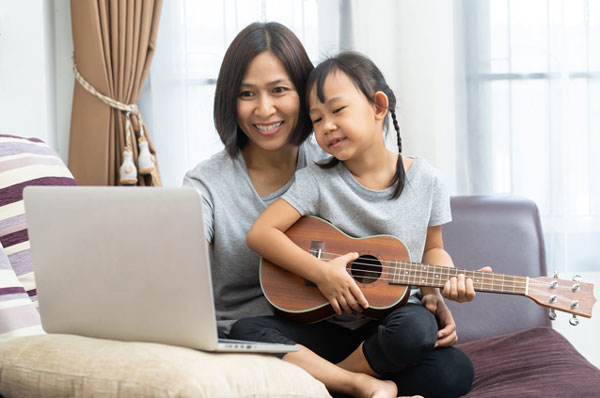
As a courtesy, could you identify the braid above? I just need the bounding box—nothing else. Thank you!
[390,109,401,154]
[389,108,406,199]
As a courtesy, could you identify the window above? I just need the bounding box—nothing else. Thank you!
[463,0,600,271]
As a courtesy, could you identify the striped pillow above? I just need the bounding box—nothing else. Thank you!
[0,242,45,340]
[0,134,77,303]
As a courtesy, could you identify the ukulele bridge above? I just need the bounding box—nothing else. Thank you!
[309,241,326,260]
[304,241,326,287]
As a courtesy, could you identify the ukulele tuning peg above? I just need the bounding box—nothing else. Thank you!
[548,309,557,321]
[569,315,579,326]
[572,274,582,282]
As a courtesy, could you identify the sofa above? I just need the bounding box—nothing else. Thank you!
[1,134,599,397]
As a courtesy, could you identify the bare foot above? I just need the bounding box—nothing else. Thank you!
[353,374,397,398]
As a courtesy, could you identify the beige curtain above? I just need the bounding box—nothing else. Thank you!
[68,0,163,186]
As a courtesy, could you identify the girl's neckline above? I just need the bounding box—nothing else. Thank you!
[337,156,420,196]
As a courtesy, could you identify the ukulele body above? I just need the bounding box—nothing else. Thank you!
[259,216,412,324]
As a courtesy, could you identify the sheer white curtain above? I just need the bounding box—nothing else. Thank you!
[142,0,599,273]
[457,0,600,273]
[338,1,463,194]
[343,0,600,273]
[141,0,341,188]
[143,0,459,189]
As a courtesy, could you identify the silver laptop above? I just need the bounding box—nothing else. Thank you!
[23,186,297,353]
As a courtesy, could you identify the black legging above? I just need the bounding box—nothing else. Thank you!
[229,304,473,398]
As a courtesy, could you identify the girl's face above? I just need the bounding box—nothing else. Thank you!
[308,71,385,161]
[236,51,300,153]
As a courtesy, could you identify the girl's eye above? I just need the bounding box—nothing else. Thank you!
[332,107,345,114]
[311,117,322,124]
[239,91,254,98]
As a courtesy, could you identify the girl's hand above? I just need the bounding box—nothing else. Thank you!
[316,252,369,315]
[442,266,493,303]
[421,293,458,347]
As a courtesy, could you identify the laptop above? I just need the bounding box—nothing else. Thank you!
[23,186,297,353]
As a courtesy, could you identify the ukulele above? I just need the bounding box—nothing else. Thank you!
[259,216,596,324]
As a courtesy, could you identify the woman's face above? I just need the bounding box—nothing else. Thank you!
[236,51,300,152]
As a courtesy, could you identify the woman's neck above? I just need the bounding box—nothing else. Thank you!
[242,142,299,197]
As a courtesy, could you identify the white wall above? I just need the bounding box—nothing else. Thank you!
[0,0,72,161]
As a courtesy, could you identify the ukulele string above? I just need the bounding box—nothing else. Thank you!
[333,267,575,301]
[336,271,525,290]
[322,261,529,290]
[310,251,580,292]
[313,251,529,288]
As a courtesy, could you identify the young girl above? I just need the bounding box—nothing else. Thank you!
[242,52,476,398]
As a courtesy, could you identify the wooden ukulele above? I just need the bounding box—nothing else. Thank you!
[259,216,596,324]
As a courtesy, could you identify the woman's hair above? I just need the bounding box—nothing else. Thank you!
[306,51,406,199]
[214,22,314,157]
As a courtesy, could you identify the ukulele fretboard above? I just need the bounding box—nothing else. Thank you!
[391,262,528,295]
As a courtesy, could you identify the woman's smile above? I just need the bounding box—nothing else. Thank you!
[254,121,284,136]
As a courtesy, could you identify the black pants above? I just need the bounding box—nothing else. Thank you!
[230,304,473,398]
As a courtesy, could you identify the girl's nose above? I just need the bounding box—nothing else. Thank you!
[322,117,336,133]
[256,95,276,118]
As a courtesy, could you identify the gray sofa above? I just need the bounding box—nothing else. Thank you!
[446,195,600,397]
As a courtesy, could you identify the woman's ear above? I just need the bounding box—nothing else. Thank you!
[373,91,389,121]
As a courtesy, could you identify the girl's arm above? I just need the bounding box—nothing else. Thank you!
[246,199,368,314]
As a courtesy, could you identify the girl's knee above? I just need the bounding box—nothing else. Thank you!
[432,348,474,397]
[381,306,438,358]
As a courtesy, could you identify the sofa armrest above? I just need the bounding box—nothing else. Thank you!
[443,195,550,343]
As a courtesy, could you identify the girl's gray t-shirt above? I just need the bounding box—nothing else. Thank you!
[183,138,326,334]
[281,157,452,329]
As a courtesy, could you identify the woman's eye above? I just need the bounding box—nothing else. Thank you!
[239,91,254,98]
[273,87,288,94]
[332,107,345,114]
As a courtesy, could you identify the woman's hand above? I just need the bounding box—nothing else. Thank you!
[421,293,458,348]
[442,266,493,303]
[316,252,369,315]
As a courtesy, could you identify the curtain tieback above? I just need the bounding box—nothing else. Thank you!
[73,65,156,185]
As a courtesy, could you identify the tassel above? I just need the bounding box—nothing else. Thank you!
[119,147,138,185]
[137,135,156,175]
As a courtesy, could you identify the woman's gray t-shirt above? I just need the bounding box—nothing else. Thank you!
[281,157,452,329]
[183,138,326,334]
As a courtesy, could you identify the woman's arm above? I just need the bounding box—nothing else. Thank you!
[246,199,368,314]
[420,225,492,347]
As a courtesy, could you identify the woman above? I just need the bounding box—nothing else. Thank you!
[184,22,476,398]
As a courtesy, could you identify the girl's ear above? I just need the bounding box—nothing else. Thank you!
[373,91,389,121]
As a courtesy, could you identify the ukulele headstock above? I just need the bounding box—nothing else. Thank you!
[526,274,596,324]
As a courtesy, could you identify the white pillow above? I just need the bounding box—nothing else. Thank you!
[0,334,331,398]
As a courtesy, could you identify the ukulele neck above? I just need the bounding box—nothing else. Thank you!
[392,262,528,295]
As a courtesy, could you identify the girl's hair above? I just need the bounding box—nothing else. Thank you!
[214,22,314,157]
[306,51,406,199]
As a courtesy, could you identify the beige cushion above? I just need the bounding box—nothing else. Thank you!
[0,334,330,398]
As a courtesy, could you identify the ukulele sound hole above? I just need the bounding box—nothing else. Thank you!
[350,255,382,284]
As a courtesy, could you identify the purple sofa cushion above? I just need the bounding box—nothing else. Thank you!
[0,134,77,304]
[458,327,600,397]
